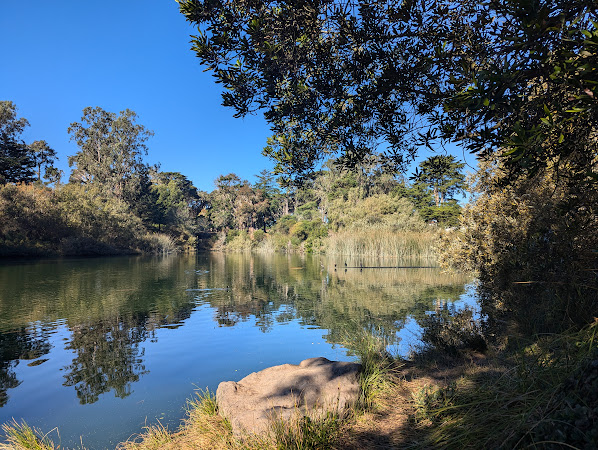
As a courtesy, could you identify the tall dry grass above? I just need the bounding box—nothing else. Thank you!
[324,230,438,260]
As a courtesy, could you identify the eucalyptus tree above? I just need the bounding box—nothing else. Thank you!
[209,173,245,229]
[68,107,154,199]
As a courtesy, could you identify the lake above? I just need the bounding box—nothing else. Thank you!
[0,253,474,448]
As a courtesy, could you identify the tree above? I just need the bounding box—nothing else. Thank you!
[68,107,154,198]
[0,101,35,184]
[179,0,597,185]
[29,140,58,184]
[151,171,200,232]
[254,169,282,229]
[433,1,598,186]
[178,0,446,179]
[412,155,465,207]
[209,173,245,230]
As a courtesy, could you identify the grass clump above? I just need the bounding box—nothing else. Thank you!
[343,329,400,411]
[0,420,58,450]
[271,413,342,450]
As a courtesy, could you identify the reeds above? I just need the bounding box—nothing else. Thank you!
[142,233,178,255]
[324,230,438,260]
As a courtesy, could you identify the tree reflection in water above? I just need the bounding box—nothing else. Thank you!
[0,254,473,409]
[62,316,149,404]
[0,327,52,406]
[192,253,472,354]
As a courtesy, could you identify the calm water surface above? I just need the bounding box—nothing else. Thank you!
[0,253,474,449]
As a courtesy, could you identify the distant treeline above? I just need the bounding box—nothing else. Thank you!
[0,102,203,256]
[1,101,466,257]
[205,154,464,256]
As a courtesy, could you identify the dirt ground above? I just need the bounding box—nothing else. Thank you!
[335,352,496,449]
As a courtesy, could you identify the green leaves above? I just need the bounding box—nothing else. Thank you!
[180,0,597,187]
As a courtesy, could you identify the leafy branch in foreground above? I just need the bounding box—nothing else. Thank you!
[179,0,597,187]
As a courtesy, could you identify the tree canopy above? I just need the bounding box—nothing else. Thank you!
[68,107,155,198]
[412,155,465,207]
[0,101,35,185]
[179,0,597,185]
[30,140,60,184]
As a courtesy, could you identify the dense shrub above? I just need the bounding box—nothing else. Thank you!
[328,194,425,232]
[251,229,265,243]
[420,307,487,355]
[273,215,297,234]
[439,160,598,334]
[0,184,177,256]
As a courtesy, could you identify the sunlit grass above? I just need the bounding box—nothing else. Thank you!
[325,230,438,260]
[0,420,59,450]
[342,330,401,411]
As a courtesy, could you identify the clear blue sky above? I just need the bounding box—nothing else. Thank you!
[0,0,474,193]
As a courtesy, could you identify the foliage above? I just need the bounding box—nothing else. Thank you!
[0,101,35,185]
[328,194,425,232]
[178,0,456,179]
[438,159,598,334]
[411,325,598,449]
[207,173,277,232]
[68,107,154,199]
[150,171,202,243]
[204,161,447,257]
[435,1,598,187]
[0,103,203,256]
[0,183,185,256]
[273,215,297,235]
[412,156,464,206]
[29,140,59,184]
[419,307,487,355]
[289,219,327,243]
[180,0,596,188]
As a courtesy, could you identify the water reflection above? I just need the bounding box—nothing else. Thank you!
[0,326,52,406]
[194,253,469,351]
[0,253,472,447]
[0,256,198,407]
[63,316,148,404]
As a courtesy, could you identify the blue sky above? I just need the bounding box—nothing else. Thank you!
[0,0,475,193]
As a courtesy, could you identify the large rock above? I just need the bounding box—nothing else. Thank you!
[216,357,362,436]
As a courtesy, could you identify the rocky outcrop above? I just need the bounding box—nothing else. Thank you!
[216,357,362,435]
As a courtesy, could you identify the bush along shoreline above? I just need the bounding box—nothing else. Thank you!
[0,184,193,258]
